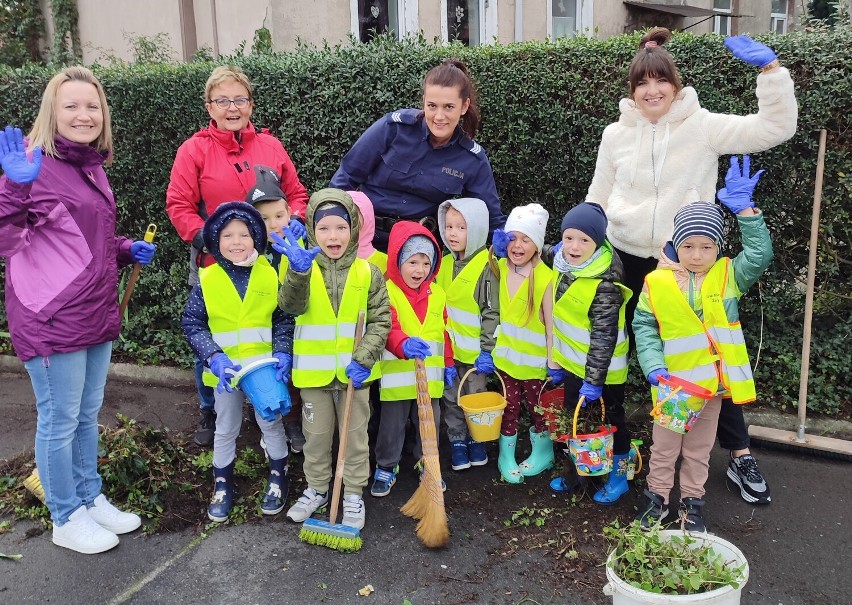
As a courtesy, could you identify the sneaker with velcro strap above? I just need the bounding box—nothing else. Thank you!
[286,487,328,523]
[341,494,366,530]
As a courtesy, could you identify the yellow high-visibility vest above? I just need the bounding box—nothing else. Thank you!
[492,259,551,380]
[552,244,631,384]
[200,256,279,388]
[292,258,381,388]
[646,257,756,403]
[380,281,446,400]
[435,249,489,364]
[366,250,388,275]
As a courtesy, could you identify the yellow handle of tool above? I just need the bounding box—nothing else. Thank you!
[143,223,157,243]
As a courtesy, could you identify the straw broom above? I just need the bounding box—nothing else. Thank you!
[400,358,449,548]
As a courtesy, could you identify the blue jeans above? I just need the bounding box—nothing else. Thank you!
[194,356,215,411]
[24,342,112,525]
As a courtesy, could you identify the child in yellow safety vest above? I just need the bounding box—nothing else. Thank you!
[544,203,633,504]
[633,156,773,534]
[488,204,557,484]
[181,202,294,523]
[436,198,501,471]
[275,188,391,532]
[370,221,455,497]
[246,164,307,455]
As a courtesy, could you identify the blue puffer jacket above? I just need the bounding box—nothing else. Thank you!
[0,136,133,361]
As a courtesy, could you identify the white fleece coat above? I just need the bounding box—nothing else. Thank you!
[586,67,797,259]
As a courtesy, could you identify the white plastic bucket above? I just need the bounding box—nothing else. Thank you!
[603,530,749,605]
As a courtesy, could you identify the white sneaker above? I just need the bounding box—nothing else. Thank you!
[87,494,142,534]
[341,494,365,530]
[52,505,119,554]
[286,487,329,523]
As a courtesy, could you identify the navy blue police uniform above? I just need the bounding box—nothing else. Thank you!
[330,108,505,252]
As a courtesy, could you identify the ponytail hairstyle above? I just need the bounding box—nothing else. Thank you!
[422,59,480,139]
[627,27,683,98]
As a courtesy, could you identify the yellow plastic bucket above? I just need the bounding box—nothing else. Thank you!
[457,368,507,442]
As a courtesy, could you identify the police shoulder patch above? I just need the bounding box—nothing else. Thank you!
[387,108,421,125]
[459,136,483,157]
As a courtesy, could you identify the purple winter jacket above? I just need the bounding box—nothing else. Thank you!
[0,136,133,361]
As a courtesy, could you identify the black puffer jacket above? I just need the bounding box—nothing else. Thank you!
[552,246,627,386]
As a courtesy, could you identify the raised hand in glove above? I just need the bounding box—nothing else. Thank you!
[717,155,763,214]
[270,230,321,272]
[209,353,242,393]
[474,350,495,375]
[579,381,603,402]
[491,229,515,259]
[345,360,371,388]
[272,352,292,383]
[285,218,306,242]
[402,336,432,360]
[724,35,777,68]
[444,365,458,388]
[0,125,42,184]
[547,366,567,385]
[130,241,156,265]
[647,368,670,387]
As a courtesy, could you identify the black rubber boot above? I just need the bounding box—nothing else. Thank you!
[636,489,668,529]
[680,497,706,533]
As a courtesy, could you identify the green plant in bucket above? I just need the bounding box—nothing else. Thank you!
[603,520,746,595]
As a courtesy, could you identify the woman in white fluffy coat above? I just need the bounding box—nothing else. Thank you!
[585,27,796,506]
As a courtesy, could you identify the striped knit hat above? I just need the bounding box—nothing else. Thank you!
[672,202,725,251]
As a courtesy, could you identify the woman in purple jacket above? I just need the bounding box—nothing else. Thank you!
[0,67,156,554]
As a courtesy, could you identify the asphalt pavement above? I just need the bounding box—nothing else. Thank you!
[0,360,849,605]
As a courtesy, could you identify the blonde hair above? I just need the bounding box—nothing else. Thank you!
[203,65,253,102]
[487,247,540,327]
[28,66,113,164]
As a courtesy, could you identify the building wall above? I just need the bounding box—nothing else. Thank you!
[271,0,352,51]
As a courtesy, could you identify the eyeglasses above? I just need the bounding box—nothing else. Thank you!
[209,97,251,109]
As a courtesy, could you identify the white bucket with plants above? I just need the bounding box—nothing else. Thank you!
[603,522,749,604]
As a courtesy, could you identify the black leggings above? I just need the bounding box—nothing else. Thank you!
[616,247,750,450]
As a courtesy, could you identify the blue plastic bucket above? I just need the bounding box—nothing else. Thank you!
[235,358,291,422]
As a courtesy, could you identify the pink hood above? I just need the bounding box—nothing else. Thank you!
[349,190,377,259]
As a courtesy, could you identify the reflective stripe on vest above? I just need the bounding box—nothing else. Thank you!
[645,258,756,403]
[492,259,551,380]
[551,245,630,384]
[380,281,446,400]
[292,258,381,388]
[200,256,279,388]
[435,249,489,364]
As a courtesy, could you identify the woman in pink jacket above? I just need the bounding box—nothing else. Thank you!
[0,67,156,554]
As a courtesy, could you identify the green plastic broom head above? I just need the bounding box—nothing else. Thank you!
[300,518,363,553]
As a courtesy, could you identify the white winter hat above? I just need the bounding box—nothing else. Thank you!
[504,203,549,251]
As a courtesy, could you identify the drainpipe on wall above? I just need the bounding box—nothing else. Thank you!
[515,0,523,42]
[211,0,220,58]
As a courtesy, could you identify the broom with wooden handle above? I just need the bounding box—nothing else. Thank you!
[400,357,449,548]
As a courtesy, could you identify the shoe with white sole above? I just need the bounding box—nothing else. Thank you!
[727,453,771,504]
[53,505,119,554]
[87,494,142,534]
[286,487,329,523]
[341,494,366,530]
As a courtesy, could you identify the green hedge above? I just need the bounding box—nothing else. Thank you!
[1,29,850,417]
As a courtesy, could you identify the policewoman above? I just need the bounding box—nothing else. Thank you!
[330,59,506,252]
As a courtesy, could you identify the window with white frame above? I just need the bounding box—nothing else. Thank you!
[445,0,483,46]
[354,0,416,42]
[771,0,788,34]
[550,0,578,38]
[713,0,733,36]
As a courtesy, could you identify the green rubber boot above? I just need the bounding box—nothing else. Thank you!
[498,433,524,484]
[519,428,555,477]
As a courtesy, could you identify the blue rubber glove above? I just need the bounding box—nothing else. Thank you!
[647,368,670,387]
[269,230,321,272]
[402,336,432,360]
[130,241,156,265]
[579,381,603,402]
[286,218,306,242]
[724,35,777,68]
[717,155,763,214]
[552,241,563,257]
[491,229,514,259]
[209,353,242,394]
[345,360,371,388]
[444,365,458,388]
[547,366,567,385]
[0,125,42,184]
[474,350,495,375]
[272,352,292,383]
